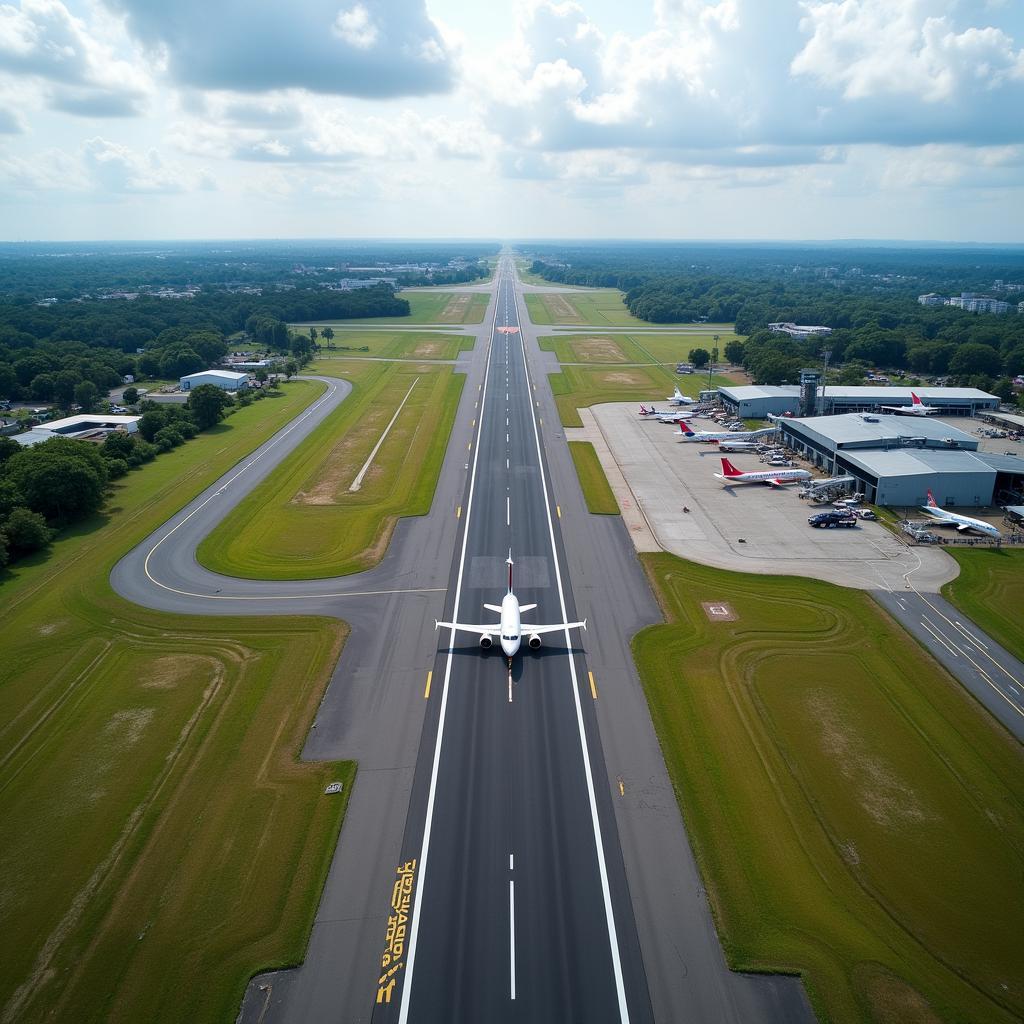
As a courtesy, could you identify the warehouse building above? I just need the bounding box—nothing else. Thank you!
[13,413,140,447]
[778,413,1024,506]
[179,369,251,391]
[718,384,998,419]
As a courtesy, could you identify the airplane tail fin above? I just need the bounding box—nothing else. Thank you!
[507,549,514,593]
[677,420,693,435]
[926,489,938,508]
[720,457,742,477]
[911,391,922,405]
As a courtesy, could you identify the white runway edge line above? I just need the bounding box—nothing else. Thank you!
[397,265,505,1024]
[513,278,632,1022]
[349,377,418,492]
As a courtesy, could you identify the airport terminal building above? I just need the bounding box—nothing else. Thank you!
[718,385,999,420]
[777,413,1024,506]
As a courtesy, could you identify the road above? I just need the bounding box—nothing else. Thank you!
[113,256,815,1023]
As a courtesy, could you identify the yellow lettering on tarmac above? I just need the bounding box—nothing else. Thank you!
[375,860,418,1004]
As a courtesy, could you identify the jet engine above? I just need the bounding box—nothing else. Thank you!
[527,634,542,650]
[479,633,493,649]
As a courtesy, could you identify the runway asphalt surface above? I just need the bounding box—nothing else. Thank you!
[112,256,816,1022]
[873,588,1024,742]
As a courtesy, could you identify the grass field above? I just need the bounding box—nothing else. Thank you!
[548,363,735,427]
[0,383,355,1024]
[291,330,474,360]
[298,290,489,326]
[567,442,618,514]
[943,547,1024,662]
[525,289,642,326]
[634,552,1024,1024]
[198,360,464,579]
[539,333,740,373]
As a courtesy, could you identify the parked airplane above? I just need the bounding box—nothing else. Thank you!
[639,405,690,423]
[667,386,696,406]
[881,392,939,416]
[919,491,1001,538]
[435,553,587,659]
[676,420,776,443]
[714,456,811,487]
[717,440,763,453]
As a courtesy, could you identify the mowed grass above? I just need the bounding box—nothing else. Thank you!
[539,332,741,372]
[198,360,463,579]
[567,442,618,514]
[635,552,1024,1024]
[293,329,474,360]
[525,289,641,326]
[303,290,489,325]
[0,383,355,1024]
[943,547,1024,662]
[548,363,735,427]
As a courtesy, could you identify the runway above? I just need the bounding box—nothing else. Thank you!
[113,255,816,1023]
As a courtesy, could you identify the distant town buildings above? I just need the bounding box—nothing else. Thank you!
[768,322,833,339]
[918,291,1017,314]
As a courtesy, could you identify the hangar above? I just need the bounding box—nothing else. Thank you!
[778,413,1024,506]
[13,413,140,447]
[718,384,998,419]
[179,370,251,391]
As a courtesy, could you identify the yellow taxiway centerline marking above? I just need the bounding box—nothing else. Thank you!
[618,777,625,797]
[556,505,561,518]
[467,442,472,451]
[471,418,476,427]
[424,671,432,699]
[456,505,461,518]
[589,671,598,699]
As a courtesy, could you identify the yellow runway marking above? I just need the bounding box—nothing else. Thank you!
[589,671,597,699]
[618,777,625,797]
[471,418,476,427]
[424,671,432,699]
[556,505,561,518]
[456,505,461,518]
[467,442,472,451]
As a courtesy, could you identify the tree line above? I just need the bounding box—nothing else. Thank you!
[0,384,245,571]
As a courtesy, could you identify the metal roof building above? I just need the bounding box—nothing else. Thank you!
[13,413,140,447]
[179,370,250,391]
[777,413,1024,506]
[718,384,998,419]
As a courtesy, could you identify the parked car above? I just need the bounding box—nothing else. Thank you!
[808,511,858,528]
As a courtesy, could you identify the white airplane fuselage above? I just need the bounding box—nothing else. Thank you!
[499,592,523,657]
[920,505,1001,538]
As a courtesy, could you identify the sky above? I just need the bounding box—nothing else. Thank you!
[0,0,1022,242]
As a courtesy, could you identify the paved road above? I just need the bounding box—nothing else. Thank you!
[874,588,1024,742]
[112,256,816,1023]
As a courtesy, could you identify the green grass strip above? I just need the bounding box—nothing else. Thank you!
[634,551,1024,1024]
[943,547,1024,663]
[0,382,356,1024]
[568,441,619,514]
[197,362,465,579]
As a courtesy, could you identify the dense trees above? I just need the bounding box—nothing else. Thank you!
[529,244,1024,394]
[187,384,232,429]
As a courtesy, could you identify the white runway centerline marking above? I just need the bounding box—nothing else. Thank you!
[506,496,511,526]
[509,878,517,1001]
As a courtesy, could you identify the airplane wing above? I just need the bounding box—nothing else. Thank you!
[767,478,797,486]
[519,620,587,635]
[956,523,972,532]
[435,619,501,634]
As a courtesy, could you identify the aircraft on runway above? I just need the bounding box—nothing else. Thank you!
[667,386,696,406]
[881,392,939,416]
[919,490,1001,538]
[676,420,776,443]
[435,553,587,658]
[714,456,811,487]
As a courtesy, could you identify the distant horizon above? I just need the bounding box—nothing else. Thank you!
[1,236,1023,250]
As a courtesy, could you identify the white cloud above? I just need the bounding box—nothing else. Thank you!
[333,5,379,50]
[0,0,150,115]
[107,0,456,97]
